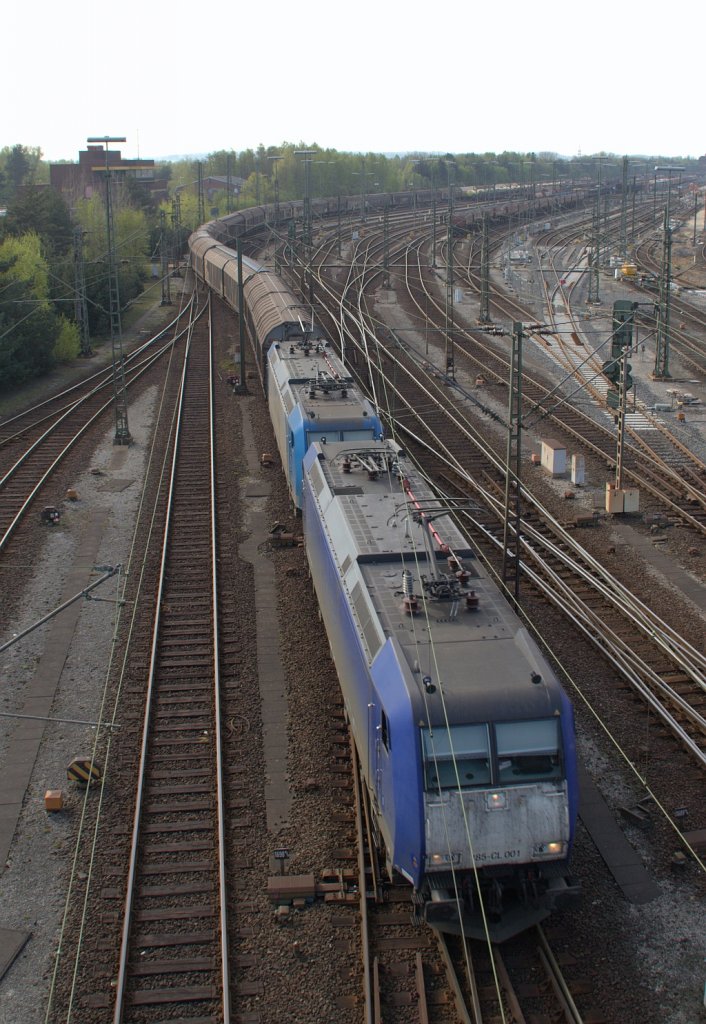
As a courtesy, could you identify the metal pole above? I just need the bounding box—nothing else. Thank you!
[197,161,205,227]
[445,162,455,380]
[337,193,342,258]
[294,150,316,247]
[173,193,183,276]
[431,163,437,268]
[274,162,280,231]
[502,323,522,603]
[73,225,92,356]
[620,155,628,257]
[236,240,248,392]
[694,187,699,246]
[654,208,673,380]
[159,210,172,306]
[268,155,283,272]
[87,135,131,445]
[653,168,658,223]
[479,212,490,323]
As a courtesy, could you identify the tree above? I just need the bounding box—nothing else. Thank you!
[5,145,30,192]
[3,186,73,256]
[0,145,43,202]
[0,233,60,387]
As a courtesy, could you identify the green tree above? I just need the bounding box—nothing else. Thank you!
[1,232,49,294]
[0,145,43,202]
[52,316,80,363]
[0,233,60,388]
[3,186,73,256]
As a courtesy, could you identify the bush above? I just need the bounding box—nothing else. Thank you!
[52,316,80,363]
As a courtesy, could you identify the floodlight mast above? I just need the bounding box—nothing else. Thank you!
[87,135,131,445]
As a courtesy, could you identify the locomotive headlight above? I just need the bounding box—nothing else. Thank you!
[533,841,566,857]
[428,852,461,866]
[486,792,507,810]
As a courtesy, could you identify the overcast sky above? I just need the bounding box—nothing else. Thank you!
[8,0,701,163]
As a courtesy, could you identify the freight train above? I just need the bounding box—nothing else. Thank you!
[198,184,590,248]
[188,210,580,942]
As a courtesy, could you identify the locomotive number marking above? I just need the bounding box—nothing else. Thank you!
[474,848,521,864]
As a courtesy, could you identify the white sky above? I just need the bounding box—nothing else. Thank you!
[7,0,702,163]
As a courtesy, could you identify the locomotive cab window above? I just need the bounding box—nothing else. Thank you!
[495,719,562,784]
[421,724,490,790]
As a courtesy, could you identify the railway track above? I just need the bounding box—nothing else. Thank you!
[442,925,598,1024]
[41,296,239,1022]
[402,231,706,534]
[401,214,706,537]
[456,202,706,498]
[110,297,231,1020]
[0,302,193,553]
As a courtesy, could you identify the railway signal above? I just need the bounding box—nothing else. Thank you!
[611,299,637,359]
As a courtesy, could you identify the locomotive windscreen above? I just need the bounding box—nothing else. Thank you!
[422,718,563,791]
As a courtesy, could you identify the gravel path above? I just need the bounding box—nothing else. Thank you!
[0,387,158,1022]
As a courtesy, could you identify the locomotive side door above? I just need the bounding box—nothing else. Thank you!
[372,702,392,814]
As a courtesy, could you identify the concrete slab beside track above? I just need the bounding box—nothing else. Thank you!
[610,521,706,616]
[0,928,30,983]
[578,763,661,904]
[237,395,292,835]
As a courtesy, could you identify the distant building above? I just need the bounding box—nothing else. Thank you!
[49,146,168,204]
[205,175,245,199]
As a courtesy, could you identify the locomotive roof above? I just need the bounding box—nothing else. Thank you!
[271,338,352,381]
[270,341,377,423]
[304,440,564,725]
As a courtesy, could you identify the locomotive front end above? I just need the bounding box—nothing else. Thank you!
[420,713,580,942]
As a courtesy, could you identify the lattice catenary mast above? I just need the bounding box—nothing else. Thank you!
[87,135,131,445]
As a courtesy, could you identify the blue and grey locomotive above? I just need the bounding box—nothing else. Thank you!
[301,438,579,942]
